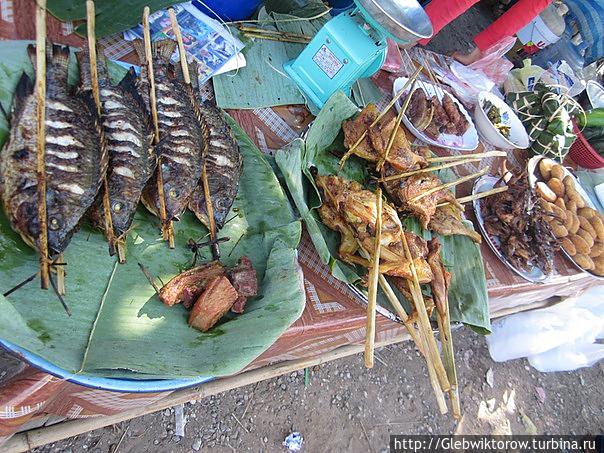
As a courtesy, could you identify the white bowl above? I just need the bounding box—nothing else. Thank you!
[474,91,529,150]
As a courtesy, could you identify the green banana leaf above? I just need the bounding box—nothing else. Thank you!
[276,91,491,333]
[0,42,304,379]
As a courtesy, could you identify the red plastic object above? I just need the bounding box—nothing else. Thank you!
[569,122,604,169]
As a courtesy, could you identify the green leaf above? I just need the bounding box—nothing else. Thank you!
[0,43,304,378]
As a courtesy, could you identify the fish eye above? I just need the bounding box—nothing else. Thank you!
[49,217,61,230]
[112,202,122,212]
[169,189,178,199]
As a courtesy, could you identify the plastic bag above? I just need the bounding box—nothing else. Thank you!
[468,36,516,86]
[381,39,404,73]
[528,342,604,372]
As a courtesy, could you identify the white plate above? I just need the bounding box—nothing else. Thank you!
[473,175,550,283]
[527,156,604,280]
[393,76,479,151]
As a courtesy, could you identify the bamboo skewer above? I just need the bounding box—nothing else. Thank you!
[86,0,120,262]
[400,232,450,394]
[436,185,508,208]
[379,158,483,183]
[169,9,218,255]
[426,150,507,163]
[35,0,50,290]
[436,305,461,419]
[364,189,382,368]
[55,254,65,296]
[241,32,311,44]
[339,65,423,169]
[237,25,311,40]
[143,7,174,248]
[409,167,489,203]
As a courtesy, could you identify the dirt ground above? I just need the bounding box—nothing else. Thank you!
[3,3,604,452]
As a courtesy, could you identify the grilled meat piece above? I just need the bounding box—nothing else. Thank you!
[342,104,378,159]
[0,44,106,256]
[228,256,258,313]
[382,167,461,229]
[188,275,238,332]
[188,102,242,230]
[428,204,482,243]
[77,51,156,239]
[368,116,428,172]
[315,174,433,282]
[390,276,435,323]
[407,88,434,132]
[426,238,451,318]
[431,95,449,131]
[442,94,469,136]
[135,39,204,222]
[159,261,225,307]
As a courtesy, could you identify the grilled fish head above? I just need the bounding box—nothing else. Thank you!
[45,197,76,256]
[108,197,139,238]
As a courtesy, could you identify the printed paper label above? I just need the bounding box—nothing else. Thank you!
[312,44,343,79]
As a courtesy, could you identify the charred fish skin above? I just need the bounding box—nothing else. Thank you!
[77,50,156,238]
[188,101,242,230]
[135,39,204,222]
[0,44,106,256]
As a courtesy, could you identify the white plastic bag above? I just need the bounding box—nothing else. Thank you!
[468,36,516,86]
[528,341,604,372]
[486,305,603,362]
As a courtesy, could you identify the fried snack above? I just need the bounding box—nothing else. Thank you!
[566,199,578,213]
[589,215,604,241]
[578,216,597,238]
[577,228,595,248]
[536,182,557,202]
[561,237,576,256]
[547,178,565,198]
[550,164,565,180]
[574,253,595,270]
[563,175,586,209]
[550,203,567,222]
[570,234,590,255]
[549,220,568,238]
[554,198,566,211]
[568,212,581,235]
[539,158,556,180]
[593,255,604,276]
[589,241,604,258]
[578,207,597,219]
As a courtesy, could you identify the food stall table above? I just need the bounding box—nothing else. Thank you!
[0,14,601,452]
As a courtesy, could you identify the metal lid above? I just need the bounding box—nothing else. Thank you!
[354,0,433,43]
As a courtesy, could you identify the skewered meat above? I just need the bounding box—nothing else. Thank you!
[188,276,238,332]
[428,204,482,243]
[442,94,469,136]
[135,39,204,222]
[228,256,258,313]
[481,171,558,273]
[188,102,242,230]
[77,51,156,240]
[315,174,433,282]
[407,88,434,131]
[426,238,451,318]
[382,170,461,230]
[342,104,428,172]
[159,261,225,308]
[0,44,106,256]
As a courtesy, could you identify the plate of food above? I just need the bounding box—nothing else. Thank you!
[528,156,604,278]
[473,172,555,283]
[393,76,479,151]
[474,91,529,150]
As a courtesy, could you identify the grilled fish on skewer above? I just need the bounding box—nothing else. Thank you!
[77,51,156,240]
[135,39,204,222]
[315,174,433,282]
[428,204,482,244]
[188,102,242,230]
[0,44,106,256]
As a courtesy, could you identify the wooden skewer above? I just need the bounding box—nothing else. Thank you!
[400,232,450,394]
[169,8,217,251]
[87,0,119,262]
[376,81,416,172]
[143,6,173,248]
[409,167,489,203]
[339,65,423,169]
[364,189,382,368]
[426,150,507,163]
[55,253,66,296]
[237,25,311,40]
[436,305,461,419]
[379,158,483,183]
[241,32,310,44]
[436,185,508,208]
[35,0,50,290]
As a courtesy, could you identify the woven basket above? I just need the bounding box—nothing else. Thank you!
[569,122,604,169]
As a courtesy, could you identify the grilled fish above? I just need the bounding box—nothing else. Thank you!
[77,51,156,239]
[135,39,204,222]
[188,101,242,230]
[0,44,106,256]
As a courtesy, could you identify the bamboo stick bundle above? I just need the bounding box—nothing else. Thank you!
[339,65,423,169]
[364,189,382,368]
[86,0,121,261]
[436,185,508,208]
[379,158,484,183]
[436,305,461,419]
[409,167,488,203]
[35,0,50,290]
[426,150,507,163]
[143,6,174,248]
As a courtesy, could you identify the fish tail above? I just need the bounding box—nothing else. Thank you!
[75,49,92,91]
[153,39,177,62]
[119,67,152,129]
[11,72,34,120]
[131,39,146,65]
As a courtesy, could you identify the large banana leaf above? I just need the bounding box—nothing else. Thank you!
[275,91,491,334]
[0,42,304,379]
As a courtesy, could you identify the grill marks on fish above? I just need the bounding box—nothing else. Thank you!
[0,44,106,255]
[77,49,156,239]
[188,102,242,230]
[136,39,204,222]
